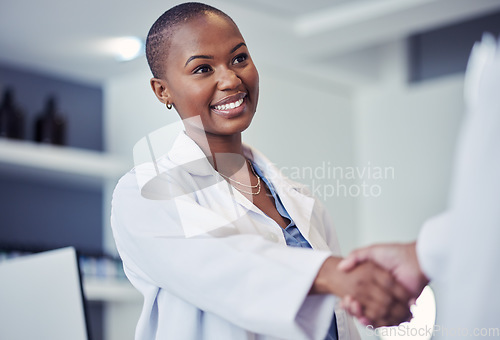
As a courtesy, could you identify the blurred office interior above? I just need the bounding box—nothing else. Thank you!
[1,1,500,339]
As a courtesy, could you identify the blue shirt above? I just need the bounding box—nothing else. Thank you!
[251,161,338,340]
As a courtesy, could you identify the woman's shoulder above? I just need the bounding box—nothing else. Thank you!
[113,154,200,204]
[114,130,210,200]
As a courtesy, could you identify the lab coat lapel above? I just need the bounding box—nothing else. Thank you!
[275,178,315,243]
[247,147,316,243]
[220,179,265,216]
[278,183,331,251]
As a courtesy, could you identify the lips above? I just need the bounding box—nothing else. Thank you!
[210,92,247,111]
[213,97,244,111]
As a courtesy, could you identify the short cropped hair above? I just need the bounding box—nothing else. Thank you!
[146,2,236,79]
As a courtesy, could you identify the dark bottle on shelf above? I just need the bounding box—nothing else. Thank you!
[34,96,66,145]
[0,88,25,140]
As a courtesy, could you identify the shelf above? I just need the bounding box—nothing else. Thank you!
[83,277,142,303]
[0,138,130,187]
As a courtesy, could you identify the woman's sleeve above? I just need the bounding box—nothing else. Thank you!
[416,210,453,281]
[111,171,335,340]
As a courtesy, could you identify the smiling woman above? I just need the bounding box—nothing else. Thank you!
[149,12,259,139]
[109,2,412,340]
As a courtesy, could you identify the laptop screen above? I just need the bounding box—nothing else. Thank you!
[0,247,89,340]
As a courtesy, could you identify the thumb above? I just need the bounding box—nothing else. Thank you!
[337,247,373,272]
[337,255,359,272]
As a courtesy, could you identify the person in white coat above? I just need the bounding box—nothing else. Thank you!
[338,33,500,337]
[110,3,413,339]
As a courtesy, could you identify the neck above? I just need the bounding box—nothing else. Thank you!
[185,127,246,172]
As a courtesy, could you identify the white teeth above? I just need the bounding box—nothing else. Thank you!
[214,98,244,111]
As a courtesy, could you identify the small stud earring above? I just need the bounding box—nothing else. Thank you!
[166,102,173,110]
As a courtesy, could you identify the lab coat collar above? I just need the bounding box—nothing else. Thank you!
[167,131,315,239]
[167,131,215,177]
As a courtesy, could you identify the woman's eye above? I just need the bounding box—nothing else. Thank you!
[193,65,213,74]
[233,53,248,65]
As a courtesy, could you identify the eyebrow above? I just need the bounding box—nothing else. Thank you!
[230,42,246,54]
[184,55,213,67]
[184,42,247,67]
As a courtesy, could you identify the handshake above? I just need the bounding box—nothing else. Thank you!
[313,242,429,328]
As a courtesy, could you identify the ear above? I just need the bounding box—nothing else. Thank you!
[150,78,172,105]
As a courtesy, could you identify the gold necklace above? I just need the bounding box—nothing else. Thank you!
[219,160,262,195]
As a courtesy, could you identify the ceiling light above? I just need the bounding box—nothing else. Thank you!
[108,36,144,62]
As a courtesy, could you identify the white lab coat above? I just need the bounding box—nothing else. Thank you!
[111,131,360,340]
[416,33,500,337]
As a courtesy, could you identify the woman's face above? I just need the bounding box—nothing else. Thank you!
[159,13,259,136]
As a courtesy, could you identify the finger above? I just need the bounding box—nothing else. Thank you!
[342,296,359,317]
[373,319,392,328]
[367,285,412,325]
[363,297,388,322]
[372,266,395,290]
[358,316,371,327]
[372,267,412,304]
[366,300,411,328]
[368,299,411,328]
[362,285,406,323]
[364,281,394,312]
[390,281,412,304]
[340,295,351,310]
[386,301,412,326]
[350,299,363,318]
[343,296,364,319]
[371,314,402,328]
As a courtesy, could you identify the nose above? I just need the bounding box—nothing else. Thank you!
[216,67,242,90]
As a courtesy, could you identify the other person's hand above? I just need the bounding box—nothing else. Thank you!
[312,256,413,327]
[337,242,429,325]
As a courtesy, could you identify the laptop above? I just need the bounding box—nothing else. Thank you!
[0,247,89,340]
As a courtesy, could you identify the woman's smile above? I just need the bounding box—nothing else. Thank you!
[210,92,247,118]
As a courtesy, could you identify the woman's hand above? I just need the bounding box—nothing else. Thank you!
[311,256,413,327]
[338,242,429,297]
[337,243,429,326]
